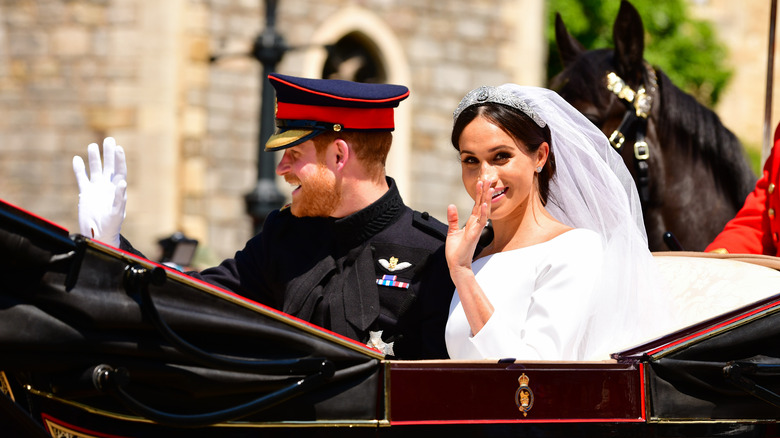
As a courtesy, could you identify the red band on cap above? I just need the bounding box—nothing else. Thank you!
[276,102,395,130]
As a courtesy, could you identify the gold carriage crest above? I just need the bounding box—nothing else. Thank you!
[514,373,534,417]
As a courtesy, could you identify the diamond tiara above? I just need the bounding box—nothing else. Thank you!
[453,85,546,128]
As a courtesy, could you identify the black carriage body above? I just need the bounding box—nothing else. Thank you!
[3,198,780,437]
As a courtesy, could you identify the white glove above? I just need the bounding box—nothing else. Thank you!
[72,137,127,247]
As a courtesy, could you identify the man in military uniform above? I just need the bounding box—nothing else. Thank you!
[706,122,780,255]
[73,73,455,359]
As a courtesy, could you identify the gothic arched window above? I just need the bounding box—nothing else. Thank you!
[322,32,386,83]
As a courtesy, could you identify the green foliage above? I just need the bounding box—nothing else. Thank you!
[547,0,732,106]
[743,139,763,177]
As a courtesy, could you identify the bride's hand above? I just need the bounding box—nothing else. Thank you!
[446,180,493,276]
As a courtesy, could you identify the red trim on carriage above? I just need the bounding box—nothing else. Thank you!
[390,418,647,425]
[647,298,780,356]
[97,240,378,355]
[41,413,129,438]
[0,198,68,233]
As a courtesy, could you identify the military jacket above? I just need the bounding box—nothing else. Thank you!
[191,178,454,359]
[706,125,780,255]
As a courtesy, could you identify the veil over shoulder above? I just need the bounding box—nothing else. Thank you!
[497,85,675,359]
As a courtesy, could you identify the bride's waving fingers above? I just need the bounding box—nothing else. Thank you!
[446,204,473,271]
[446,180,493,272]
[467,180,493,232]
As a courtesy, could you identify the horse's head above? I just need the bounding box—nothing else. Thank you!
[549,0,756,252]
[551,1,659,221]
[550,0,655,151]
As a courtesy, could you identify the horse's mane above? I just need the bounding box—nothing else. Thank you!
[552,50,756,208]
[655,68,756,205]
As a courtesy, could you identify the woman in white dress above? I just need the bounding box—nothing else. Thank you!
[444,85,670,361]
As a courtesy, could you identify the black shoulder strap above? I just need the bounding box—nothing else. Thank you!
[412,211,447,241]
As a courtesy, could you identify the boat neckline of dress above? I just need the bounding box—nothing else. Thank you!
[475,227,594,261]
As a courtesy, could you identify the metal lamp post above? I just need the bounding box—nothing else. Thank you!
[211,0,334,234]
[244,0,287,235]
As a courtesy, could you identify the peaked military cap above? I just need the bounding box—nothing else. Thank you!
[265,73,410,151]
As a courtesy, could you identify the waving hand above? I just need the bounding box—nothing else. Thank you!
[445,180,493,275]
[72,137,127,247]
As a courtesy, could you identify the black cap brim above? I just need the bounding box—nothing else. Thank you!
[265,128,325,151]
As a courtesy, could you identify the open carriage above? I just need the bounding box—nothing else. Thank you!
[3,197,780,438]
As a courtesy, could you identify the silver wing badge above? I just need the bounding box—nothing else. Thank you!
[378,256,412,272]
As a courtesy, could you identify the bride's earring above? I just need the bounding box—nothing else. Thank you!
[535,166,542,173]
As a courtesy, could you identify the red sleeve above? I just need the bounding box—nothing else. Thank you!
[705,126,778,255]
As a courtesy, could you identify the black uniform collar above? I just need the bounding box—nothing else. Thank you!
[331,177,404,246]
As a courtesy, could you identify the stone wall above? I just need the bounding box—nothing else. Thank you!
[689,0,779,162]
[4,0,771,264]
[1,0,126,225]
[193,0,260,264]
[0,0,253,261]
[0,0,542,263]
[0,0,186,259]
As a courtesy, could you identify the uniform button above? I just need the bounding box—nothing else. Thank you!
[770,208,776,219]
[770,183,776,194]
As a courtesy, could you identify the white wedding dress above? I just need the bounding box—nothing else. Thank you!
[445,229,603,361]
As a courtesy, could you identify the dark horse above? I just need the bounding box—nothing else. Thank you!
[550,0,757,252]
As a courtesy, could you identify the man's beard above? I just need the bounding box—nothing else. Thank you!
[286,164,341,217]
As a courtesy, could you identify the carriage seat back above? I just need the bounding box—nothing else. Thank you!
[653,251,780,331]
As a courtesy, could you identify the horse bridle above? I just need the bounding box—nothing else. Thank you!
[605,62,658,206]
